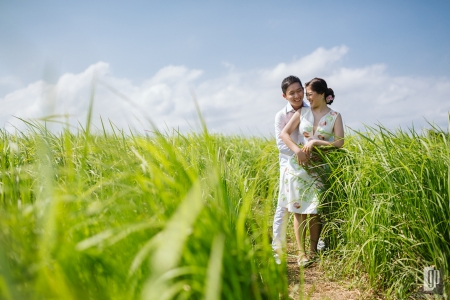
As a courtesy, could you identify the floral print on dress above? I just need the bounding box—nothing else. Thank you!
[283,107,339,214]
[316,127,326,135]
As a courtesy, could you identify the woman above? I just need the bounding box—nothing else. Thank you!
[280,77,344,266]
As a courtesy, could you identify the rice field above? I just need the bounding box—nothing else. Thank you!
[0,117,448,299]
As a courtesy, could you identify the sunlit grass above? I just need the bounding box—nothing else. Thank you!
[0,121,286,299]
[319,124,449,298]
[0,116,448,299]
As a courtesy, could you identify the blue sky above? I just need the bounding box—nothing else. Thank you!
[1,0,449,135]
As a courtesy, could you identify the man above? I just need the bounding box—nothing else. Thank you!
[272,75,307,263]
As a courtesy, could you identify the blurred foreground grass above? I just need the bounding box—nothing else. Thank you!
[0,122,284,300]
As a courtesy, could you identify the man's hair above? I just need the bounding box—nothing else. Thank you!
[281,75,303,94]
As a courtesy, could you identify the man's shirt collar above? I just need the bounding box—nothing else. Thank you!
[285,102,307,114]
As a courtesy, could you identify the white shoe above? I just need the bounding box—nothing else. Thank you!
[317,238,326,251]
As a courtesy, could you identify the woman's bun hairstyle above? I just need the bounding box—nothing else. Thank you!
[325,88,335,105]
[305,78,335,105]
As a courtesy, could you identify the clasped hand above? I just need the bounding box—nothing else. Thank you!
[295,140,317,165]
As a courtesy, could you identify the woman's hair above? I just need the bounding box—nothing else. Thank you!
[281,75,303,94]
[305,77,335,105]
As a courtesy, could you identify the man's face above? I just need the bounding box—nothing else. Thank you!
[282,82,304,110]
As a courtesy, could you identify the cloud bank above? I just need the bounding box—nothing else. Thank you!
[1,46,449,136]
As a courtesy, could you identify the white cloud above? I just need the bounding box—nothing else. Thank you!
[0,76,24,97]
[1,46,449,136]
[261,46,349,82]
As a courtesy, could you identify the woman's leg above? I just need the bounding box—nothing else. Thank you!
[294,213,307,259]
[309,214,322,255]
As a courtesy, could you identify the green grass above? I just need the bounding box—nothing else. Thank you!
[0,121,286,300]
[319,124,449,298]
[0,118,448,299]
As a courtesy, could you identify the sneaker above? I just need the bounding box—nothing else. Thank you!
[317,238,326,252]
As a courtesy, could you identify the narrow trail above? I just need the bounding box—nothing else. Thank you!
[285,240,379,300]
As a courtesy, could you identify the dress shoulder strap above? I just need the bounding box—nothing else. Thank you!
[300,106,310,117]
[327,109,340,129]
[299,106,312,122]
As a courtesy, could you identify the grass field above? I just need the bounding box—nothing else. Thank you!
[319,123,449,298]
[0,118,448,299]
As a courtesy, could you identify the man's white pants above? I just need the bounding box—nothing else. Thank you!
[272,154,290,253]
[272,205,288,252]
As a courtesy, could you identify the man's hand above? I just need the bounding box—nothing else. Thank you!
[295,149,308,165]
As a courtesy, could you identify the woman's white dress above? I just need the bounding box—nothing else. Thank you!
[279,107,340,214]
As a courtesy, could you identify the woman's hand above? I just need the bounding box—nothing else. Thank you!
[301,140,317,155]
[295,149,308,165]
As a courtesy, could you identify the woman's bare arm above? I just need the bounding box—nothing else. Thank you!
[331,113,344,148]
[280,110,307,163]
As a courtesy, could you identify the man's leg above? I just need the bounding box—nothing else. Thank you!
[272,206,288,264]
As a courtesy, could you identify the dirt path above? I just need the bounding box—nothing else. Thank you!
[285,241,380,300]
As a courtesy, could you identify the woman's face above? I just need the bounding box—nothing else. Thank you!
[305,87,324,108]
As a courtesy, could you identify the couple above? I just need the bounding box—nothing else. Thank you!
[272,76,344,266]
